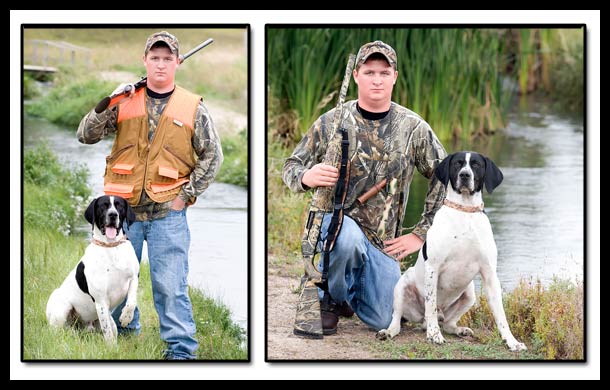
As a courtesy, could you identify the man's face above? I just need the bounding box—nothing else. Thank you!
[353,58,398,109]
[143,46,179,91]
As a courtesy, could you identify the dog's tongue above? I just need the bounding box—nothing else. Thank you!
[105,227,117,239]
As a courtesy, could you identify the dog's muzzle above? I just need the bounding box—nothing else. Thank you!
[457,171,474,194]
[103,211,120,240]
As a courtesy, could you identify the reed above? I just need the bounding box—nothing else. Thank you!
[268,28,514,145]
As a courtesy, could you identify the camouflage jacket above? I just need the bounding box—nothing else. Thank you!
[77,88,223,221]
[283,100,446,247]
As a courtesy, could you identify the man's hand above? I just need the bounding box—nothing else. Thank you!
[384,233,424,261]
[302,163,339,188]
[170,197,186,211]
[111,83,135,97]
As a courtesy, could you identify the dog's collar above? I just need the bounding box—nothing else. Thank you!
[444,199,484,213]
[91,236,127,248]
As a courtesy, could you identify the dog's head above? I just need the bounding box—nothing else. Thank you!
[435,151,503,195]
[84,195,135,241]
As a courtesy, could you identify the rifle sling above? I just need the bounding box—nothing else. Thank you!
[320,128,350,290]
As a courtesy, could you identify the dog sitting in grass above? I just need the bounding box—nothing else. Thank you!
[46,195,139,344]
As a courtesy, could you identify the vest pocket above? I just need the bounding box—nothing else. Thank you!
[111,163,134,175]
[150,178,189,193]
[106,144,135,164]
[104,183,134,198]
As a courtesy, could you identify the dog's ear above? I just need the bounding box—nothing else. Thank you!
[124,199,136,227]
[484,156,504,194]
[434,153,453,187]
[84,197,97,225]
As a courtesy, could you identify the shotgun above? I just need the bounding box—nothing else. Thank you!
[94,38,214,114]
[293,54,356,339]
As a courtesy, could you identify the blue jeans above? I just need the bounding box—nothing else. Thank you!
[112,208,198,360]
[318,214,401,331]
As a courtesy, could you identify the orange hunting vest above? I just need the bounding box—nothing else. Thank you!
[103,86,201,206]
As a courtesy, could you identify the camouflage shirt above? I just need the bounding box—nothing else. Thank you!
[283,100,446,247]
[77,88,223,221]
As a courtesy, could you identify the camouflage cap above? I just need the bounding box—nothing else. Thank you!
[355,40,397,68]
[144,31,179,56]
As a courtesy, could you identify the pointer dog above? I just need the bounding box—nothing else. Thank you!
[46,195,139,344]
[377,152,526,351]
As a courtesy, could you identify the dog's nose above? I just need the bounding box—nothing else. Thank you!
[459,171,471,180]
[108,212,118,220]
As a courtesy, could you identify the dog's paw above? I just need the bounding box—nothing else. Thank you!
[376,329,392,340]
[119,307,135,327]
[507,339,527,352]
[426,328,446,345]
[456,327,474,337]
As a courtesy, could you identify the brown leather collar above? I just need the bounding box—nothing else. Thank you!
[91,236,127,248]
[443,198,484,213]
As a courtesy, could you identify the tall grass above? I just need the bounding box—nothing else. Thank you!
[268,28,514,144]
[23,146,247,360]
[460,278,584,360]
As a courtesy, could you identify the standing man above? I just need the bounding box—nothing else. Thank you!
[283,41,446,335]
[77,31,223,359]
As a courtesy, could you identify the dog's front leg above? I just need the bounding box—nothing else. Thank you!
[424,262,445,344]
[95,301,118,344]
[480,267,527,352]
[119,276,138,327]
[376,279,405,340]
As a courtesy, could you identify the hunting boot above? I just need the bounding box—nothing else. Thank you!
[320,297,354,335]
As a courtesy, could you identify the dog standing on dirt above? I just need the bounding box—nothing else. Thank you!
[377,152,527,352]
[46,195,139,344]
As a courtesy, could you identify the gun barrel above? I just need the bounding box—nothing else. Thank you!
[179,38,214,63]
[95,38,214,113]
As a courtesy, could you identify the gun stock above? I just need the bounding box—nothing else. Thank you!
[94,38,214,114]
[293,54,356,339]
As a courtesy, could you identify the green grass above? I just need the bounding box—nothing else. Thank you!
[26,74,115,129]
[266,142,308,256]
[216,129,248,187]
[23,146,247,360]
[23,229,247,360]
[370,328,543,360]
[23,28,247,114]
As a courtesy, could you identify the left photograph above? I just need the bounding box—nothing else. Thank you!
[22,26,249,360]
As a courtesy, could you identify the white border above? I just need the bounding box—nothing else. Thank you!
[11,10,600,380]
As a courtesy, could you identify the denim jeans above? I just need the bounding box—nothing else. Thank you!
[112,208,198,359]
[318,214,401,331]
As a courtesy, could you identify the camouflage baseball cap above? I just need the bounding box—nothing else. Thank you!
[144,31,179,56]
[355,40,397,68]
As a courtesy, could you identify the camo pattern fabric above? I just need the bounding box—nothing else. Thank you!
[77,91,223,221]
[293,278,324,339]
[283,100,446,247]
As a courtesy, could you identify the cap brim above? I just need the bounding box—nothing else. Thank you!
[361,52,394,65]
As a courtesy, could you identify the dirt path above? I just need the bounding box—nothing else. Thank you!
[267,266,382,360]
[266,258,539,361]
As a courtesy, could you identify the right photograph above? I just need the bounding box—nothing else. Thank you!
[266,26,585,361]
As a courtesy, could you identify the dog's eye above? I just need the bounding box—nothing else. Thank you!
[471,161,480,168]
[454,160,463,166]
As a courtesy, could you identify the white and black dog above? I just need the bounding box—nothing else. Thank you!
[46,195,139,344]
[377,152,526,352]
